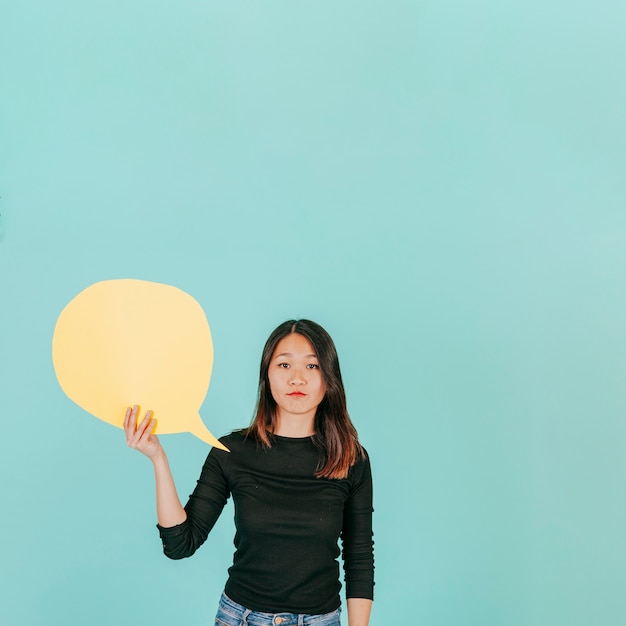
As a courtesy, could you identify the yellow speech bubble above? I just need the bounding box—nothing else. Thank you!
[52,279,228,451]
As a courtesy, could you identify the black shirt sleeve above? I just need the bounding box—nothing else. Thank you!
[341,452,375,600]
[157,446,230,559]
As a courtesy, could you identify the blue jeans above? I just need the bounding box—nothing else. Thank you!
[214,592,342,626]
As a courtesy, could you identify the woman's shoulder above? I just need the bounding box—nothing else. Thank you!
[347,445,372,480]
[204,429,254,468]
[215,428,254,451]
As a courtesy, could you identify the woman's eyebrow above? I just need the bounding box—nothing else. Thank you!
[273,352,318,359]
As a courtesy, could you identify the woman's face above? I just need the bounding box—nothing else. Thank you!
[268,333,326,423]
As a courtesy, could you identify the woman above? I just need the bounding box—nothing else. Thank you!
[125,319,374,626]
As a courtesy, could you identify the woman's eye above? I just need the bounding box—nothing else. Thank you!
[278,363,290,369]
[307,363,320,369]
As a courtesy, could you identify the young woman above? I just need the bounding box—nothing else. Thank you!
[124,319,374,626]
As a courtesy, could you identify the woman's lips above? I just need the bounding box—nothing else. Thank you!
[287,391,306,396]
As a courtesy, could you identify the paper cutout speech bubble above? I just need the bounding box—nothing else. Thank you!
[52,279,228,451]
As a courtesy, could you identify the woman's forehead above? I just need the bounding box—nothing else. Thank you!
[272,333,317,357]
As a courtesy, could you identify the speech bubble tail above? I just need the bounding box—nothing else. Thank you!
[190,416,230,452]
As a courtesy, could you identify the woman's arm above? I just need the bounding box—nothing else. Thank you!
[342,453,375,611]
[347,598,373,626]
[124,405,186,527]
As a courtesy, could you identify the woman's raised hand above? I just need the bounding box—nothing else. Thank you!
[124,405,164,460]
[123,405,186,526]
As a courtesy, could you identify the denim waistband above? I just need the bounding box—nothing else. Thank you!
[216,592,341,626]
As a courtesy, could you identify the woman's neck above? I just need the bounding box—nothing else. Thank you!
[274,412,315,438]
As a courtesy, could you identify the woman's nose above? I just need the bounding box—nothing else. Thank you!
[289,368,306,384]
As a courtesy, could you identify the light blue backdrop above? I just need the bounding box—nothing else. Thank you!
[1,2,625,625]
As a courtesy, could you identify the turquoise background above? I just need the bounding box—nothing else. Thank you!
[1,1,625,624]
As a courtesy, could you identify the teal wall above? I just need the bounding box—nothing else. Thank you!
[2,2,625,625]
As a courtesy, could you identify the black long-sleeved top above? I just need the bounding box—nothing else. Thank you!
[157,430,374,614]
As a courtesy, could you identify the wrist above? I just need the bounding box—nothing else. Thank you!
[150,446,168,466]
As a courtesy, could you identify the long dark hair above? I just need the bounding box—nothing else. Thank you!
[246,319,363,479]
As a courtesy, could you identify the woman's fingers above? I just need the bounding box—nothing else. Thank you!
[125,406,156,452]
[123,406,132,443]
[125,405,142,445]
[137,410,154,440]
[123,406,132,436]
[124,405,163,459]
[124,405,139,443]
